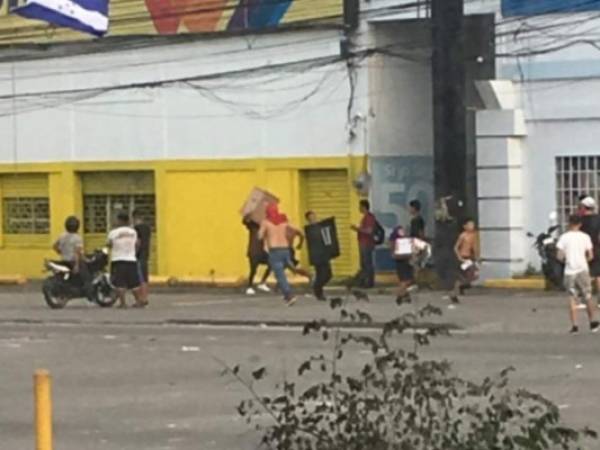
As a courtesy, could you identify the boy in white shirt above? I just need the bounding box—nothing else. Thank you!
[556,214,599,334]
[107,211,146,308]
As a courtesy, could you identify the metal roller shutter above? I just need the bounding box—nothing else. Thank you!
[81,172,154,195]
[304,170,352,276]
[2,173,49,197]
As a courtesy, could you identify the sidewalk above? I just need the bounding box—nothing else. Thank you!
[0,287,589,335]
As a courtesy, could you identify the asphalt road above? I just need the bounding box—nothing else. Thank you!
[1,288,600,449]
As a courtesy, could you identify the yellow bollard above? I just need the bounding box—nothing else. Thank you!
[34,369,53,450]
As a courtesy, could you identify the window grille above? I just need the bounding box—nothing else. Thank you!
[3,197,50,234]
[83,194,156,233]
[556,156,600,225]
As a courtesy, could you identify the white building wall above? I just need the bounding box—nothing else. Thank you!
[0,29,368,163]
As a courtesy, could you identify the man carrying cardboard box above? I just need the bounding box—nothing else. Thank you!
[240,187,279,224]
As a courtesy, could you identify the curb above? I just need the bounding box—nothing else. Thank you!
[0,275,28,286]
[483,278,546,290]
[0,317,461,331]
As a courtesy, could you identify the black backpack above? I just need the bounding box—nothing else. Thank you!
[373,219,385,246]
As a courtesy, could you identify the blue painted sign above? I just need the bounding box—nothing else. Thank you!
[370,156,434,272]
[502,0,600,16]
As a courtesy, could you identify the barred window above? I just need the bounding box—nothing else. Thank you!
[3,197,50,234]
[84,194,156,233]
[556,156,600,225]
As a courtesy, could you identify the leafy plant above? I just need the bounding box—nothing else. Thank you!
[225,291,596,450]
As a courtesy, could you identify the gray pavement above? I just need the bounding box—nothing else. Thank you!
[1,288,600,449]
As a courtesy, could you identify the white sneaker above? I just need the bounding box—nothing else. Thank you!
[246,287,256,295]
[257,283,271,293]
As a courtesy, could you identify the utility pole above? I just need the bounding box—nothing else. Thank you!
[431,0,466,288]
[432,0,466,205]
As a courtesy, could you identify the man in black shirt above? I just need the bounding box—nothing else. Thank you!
[133,209,152,303]
[580,196,600,303]
[409,199,426,239]
[305,211,335,301]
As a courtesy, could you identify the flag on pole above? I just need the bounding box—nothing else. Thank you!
[11,0,109,36]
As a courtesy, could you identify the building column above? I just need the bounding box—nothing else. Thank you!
[48,168,82,240]
[154,167,168,277]
[476,80,527,279]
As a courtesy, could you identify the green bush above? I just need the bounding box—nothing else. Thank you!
[228,292,596,450]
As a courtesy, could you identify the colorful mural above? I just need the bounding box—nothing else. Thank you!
[370,156,434,271]
[0,0,342,44]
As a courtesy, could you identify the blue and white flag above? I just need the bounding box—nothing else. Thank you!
[11,0,109,36]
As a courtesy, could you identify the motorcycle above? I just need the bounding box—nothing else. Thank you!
[527,220,563,289]
[42,248,117,309]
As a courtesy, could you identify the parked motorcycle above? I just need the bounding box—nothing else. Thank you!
[42,248,117,309]
[527,221,563,289]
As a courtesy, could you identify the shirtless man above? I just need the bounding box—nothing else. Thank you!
[259,203,300,305]
[450,218,480,304]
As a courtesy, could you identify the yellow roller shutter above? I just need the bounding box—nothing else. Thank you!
[1,173,48,197]
[304,170,352,276]
[81,172,154,195]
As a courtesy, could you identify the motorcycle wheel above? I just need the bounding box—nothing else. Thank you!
[94,279,118,308]
[42,278,68,309]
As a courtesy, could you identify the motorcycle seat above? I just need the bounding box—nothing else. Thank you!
[46,261,71,273]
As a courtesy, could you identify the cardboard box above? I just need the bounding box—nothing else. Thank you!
[240,187,279,224]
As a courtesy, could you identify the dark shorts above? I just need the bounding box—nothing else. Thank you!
[137,259,149,284]
[395,259,414,282]
[111,261,141,290]
[590,259,600,278]
[249,252,269,266]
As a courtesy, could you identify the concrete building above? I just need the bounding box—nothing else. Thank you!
[0,1,367,281]
[0,0,597,282]
[365,0,600,279]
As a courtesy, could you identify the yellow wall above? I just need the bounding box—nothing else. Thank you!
[0,157,363,281]
[163,169,257,280]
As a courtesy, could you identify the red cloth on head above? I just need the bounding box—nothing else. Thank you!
[266,203,288,225]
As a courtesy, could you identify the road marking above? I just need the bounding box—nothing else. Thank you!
[0,320,468,336]
[174,300,235,307]
[181,346,200,352]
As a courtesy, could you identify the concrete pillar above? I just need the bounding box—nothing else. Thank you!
[476,81,527,279]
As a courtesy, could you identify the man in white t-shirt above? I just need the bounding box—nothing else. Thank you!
[556,214,599,334]
[107,211,146,308]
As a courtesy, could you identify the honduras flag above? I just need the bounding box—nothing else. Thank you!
[10,0,109,36]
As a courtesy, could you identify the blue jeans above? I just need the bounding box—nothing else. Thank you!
[268,248,293,299]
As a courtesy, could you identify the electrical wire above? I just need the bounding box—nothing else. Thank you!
[0,0,597,118]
